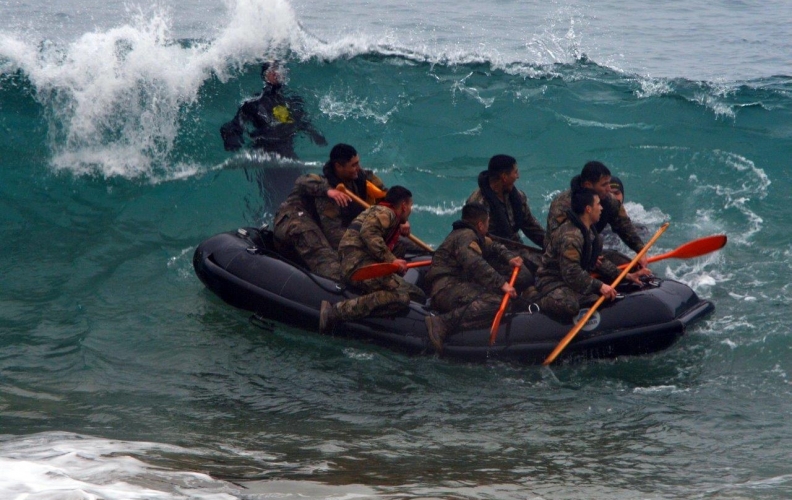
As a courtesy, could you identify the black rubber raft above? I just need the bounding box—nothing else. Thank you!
[193,227,714,364]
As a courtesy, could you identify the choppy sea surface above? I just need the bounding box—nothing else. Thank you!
[1,0,791,498]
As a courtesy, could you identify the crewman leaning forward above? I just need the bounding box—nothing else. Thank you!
[319,186,425,332]
[273,143,386,280]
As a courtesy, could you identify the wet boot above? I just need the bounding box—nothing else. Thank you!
[425,315,448,353]
[319,300,338,333]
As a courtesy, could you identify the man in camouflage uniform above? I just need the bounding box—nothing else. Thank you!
[423,203,522,353]
[314,144,387,248]
[466,154,545,283]
[319,186,425,332]
[546,161,648,269]
[534,188,649,320]
[273,144,386,280]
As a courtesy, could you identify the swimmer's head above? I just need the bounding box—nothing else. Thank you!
[261,60,288,86]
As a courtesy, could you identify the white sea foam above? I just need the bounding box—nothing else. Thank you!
[0,0,311,180]
[413,201,464,216]
[0,432,377,500]
[318,91,398,124]
[0,433,239,500]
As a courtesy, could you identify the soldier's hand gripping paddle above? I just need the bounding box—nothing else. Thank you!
[489,265,521,346]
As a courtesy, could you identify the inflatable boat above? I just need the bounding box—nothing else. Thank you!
[193,226,714,364]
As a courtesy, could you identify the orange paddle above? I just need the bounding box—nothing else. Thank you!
[488,265,521,346]
[350,260,431,281]
[637,234,727,266]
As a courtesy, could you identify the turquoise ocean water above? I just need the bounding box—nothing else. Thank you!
[1,0,791,498]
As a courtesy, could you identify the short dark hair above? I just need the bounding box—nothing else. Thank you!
[383,185,412,205]
[329,143,358,166]
[571,188,598,215]
[488,154,517,175]
[580,161,611,185]
[461,202,489,224]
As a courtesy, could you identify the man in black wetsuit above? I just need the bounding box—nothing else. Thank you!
[220,61,328,212]
[220,61,327,157]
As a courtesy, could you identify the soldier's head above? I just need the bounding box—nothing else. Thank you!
[383,185,413,222]
[261,60,286,87]
[329,143,360,182]
[579,161,612,200]
[462,202,490,237]
[609,176,624,204]
[571,187,602,226]
[487,154,519,192]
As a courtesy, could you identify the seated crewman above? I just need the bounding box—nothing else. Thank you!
[423,202,523,353]
[534,187,649,320]
[546,161,648,270]
[319,186,425,333]
[272,144,386,280]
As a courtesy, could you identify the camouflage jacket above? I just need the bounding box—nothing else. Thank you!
[424,221,517,296]
[466,185,545,248]
[536,218,620,296]
[338,205,402,281]
[545,189,645,253]
[316,170,385,248]
[273,173,329,226]
[273,170,385,249]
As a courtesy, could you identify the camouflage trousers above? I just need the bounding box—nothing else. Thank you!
[274,213,341,281]
[535,285,599,321]
[333,274,426,322]
[430,280,502,332]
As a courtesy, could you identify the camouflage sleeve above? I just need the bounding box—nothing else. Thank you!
[359,209,399,264]
[558,231,602,295]
[607,198,645,253]
[484,238,517,265]
[294,173,330,198]
[316,198,345,249]
[456,234,508,291]
[545,191,570,243]
[596,256,621,283]
[517,190,545,248]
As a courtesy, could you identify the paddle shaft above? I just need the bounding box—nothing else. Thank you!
[542,222,670,366]
[335,184,434,253]
[487,233,542,255]
[488,265,520,345]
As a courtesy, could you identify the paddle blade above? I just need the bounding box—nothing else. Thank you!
[350,261,431,281]
[616,234,728,271]
[350,263,400,281]
[655,234,727,260]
